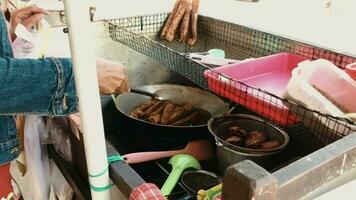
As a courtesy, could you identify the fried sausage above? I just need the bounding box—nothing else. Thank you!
[165,0,191,42]
[148,101,167,117]
[131,110,145,119]
[167,106,184,123]
[179,0,192,43]
[182,103,194,112]
[167,103,194,123]
[143,101,164,117]
[148,113,163,124]
[187,0,199,45]
[171,111,199,125]
[161,0,181,39]
[161,103,176,124]
[131,99,158,118]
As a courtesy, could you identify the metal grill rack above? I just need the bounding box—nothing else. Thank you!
[108,13,356,147]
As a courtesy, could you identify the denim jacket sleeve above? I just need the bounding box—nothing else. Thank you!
[0,57,78,116]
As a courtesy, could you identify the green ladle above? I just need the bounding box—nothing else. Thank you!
[161,154,201,196]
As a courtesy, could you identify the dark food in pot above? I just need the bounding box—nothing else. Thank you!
[130,99,210,126]
[245,131,267,148]
[225,136,243,146]
[225,126,280,150]
[229,126,248,138]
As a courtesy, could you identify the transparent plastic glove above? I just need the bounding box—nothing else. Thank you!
[9,5,49,41]
[96,58,129,95]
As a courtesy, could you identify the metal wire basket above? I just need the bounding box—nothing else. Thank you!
[108,13,356,147]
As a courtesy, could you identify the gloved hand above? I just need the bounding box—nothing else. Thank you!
[9,5,49,41]
[96,58,129,95]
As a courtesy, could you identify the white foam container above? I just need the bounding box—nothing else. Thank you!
[284,59,356,143]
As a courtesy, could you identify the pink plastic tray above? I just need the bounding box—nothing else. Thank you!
[204,53,308,125]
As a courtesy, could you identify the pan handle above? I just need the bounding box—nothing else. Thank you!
[111,88,157,99]
[129,88,158,99]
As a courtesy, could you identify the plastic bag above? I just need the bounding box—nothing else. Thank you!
[24,116,51,200]
[12,20,51,58]
[50,159,73,200]
[44,117,73,162]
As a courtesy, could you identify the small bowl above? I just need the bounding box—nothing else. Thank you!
[208,114,289,153]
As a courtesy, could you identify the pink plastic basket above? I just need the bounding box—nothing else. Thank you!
[204,53,308,125]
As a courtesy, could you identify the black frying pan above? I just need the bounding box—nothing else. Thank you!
[112,84,229,142]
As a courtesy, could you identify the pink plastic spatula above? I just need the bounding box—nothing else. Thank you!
[123,140,213,164]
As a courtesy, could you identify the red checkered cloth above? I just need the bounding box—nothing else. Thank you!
[129,183,167,200]
[214,194,222,200]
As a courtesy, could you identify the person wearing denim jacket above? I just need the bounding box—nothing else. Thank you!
[0,5,128,199]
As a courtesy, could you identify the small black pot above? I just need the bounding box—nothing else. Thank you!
[208,114,290,174]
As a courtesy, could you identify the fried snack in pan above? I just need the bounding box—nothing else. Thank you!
[167,103,194,123]
[171,110,199,125]
[131,110,144,119]
[143,101,165,117]
[147,101,168,123]
[130,99,158,118]
[167,106,184,122]
[245,131,267,148]
[161,102,176,125]
[148,101,167,117]
[148,113,163,124]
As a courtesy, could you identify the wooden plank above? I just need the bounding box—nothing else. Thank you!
[274,133,356,200]
[223,160,278,200]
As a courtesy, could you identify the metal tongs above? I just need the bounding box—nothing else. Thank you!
[181,49,251,67]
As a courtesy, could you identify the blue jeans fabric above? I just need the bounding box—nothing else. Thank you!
[0,12,78,165]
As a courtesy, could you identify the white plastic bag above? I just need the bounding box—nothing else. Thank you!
[44,117,73,162]
[12,19,51,58]
[50,159,73,200]
[24,116,51,200]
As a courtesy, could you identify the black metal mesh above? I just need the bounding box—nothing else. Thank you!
[108,13,356,147]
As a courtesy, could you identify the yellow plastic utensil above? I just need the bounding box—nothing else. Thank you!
[197,183,222,200]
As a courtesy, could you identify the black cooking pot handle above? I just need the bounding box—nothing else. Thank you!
[215,140,235,149]
[227,106,236,115]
